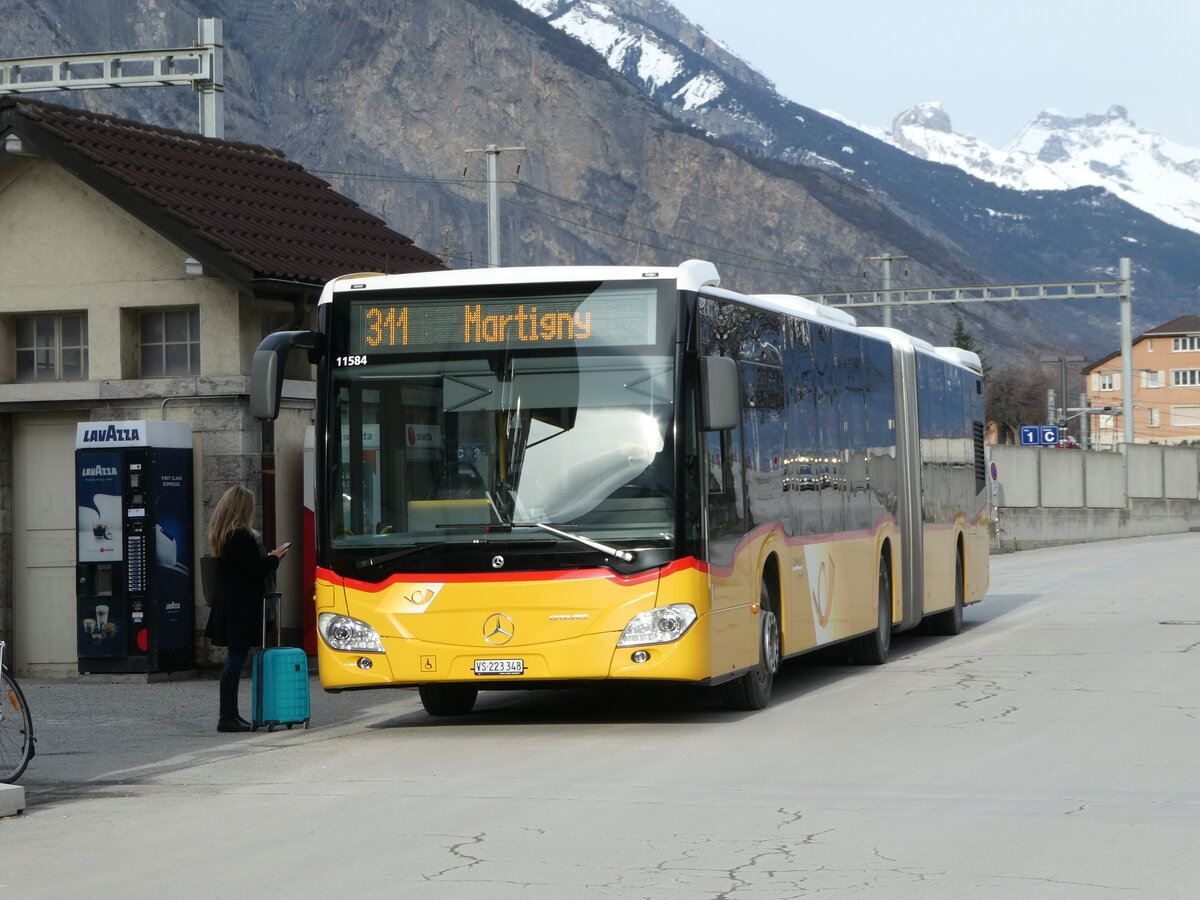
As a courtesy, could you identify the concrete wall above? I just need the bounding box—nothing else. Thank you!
[991,445,1200,552]
[1126,445,1165,499]
[1164,448,1199,499]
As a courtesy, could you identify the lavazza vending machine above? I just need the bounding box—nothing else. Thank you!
[75,420,194,674]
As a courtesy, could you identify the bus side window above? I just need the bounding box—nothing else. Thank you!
[705,431,725,493]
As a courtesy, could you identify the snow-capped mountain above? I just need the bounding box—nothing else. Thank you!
[523,1,1200,239]
[516,0,774,114]
[517,0,1200,350]
[888,103,1200,235]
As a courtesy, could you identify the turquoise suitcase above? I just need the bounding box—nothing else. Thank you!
[251,646,310,731]
[251,591,310,731]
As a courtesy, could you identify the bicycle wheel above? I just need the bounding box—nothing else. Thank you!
[0,666,33,784]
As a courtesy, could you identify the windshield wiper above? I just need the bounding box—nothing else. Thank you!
[487,480,514,526]
[516,522,635,562]
[355,542,452,571]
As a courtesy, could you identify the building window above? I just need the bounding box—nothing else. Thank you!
[1171,406,1200,428]
[1147,339,1154,352]
[1097,373,1116,391]
[1172,336,1200,351]
[15,313,88,381]
[140,308,200,377]
[1148,408,1160,427]
[1097,414,1116,431]
[1143,370,1163,388]
[1171,369,1200,387]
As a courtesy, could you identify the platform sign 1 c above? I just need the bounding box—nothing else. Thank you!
[1020,425,1060,446]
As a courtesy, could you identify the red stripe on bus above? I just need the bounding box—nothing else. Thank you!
[319,556,705,594]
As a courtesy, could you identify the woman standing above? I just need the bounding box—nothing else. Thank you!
[205,486,289,733]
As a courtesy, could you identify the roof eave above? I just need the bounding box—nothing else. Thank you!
[2,106,260,293]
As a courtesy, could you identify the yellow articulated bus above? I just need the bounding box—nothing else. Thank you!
[252,261,988,714]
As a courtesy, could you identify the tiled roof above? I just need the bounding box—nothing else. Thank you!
[0,97,443,290]
[1083,313,1200,372]
[1143,314,1200,336]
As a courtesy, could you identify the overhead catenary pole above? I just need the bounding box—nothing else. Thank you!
[464,144,525,267]
[865,254,907,328]
[196,18,224,139]
[808,261,1136,442]
[0,17,224,138]
[1040,354,1086,427]
[1119,257,1134,444]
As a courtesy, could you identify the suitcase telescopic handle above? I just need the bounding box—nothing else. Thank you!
[264,590,282,648]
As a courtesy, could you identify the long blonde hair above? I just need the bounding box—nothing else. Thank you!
[208,486,256,556]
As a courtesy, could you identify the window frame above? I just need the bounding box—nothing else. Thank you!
[14,312,89,382]
[139,307,201,378]
[1170,369,1200,388]
[1171,336,1200,352]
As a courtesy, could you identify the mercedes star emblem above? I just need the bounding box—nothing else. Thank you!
[483,613,515,645]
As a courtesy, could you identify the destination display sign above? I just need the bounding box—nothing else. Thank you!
[346,289,658,355]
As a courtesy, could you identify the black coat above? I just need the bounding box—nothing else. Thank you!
[204,527,279,648]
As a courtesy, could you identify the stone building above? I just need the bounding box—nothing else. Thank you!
[0,97,442,674]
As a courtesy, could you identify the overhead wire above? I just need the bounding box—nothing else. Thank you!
[310,166,1070,352]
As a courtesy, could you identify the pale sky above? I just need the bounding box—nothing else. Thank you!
[669,0,1200,149]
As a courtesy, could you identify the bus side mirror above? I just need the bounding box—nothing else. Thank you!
[250,330,322,420]
[701,356,740,431]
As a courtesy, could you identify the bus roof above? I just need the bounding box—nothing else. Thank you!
[318,260,722,303]
[317,261,983,375]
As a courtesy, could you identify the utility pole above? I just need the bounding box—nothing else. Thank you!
[865,254,907,328]
[464,144,525,267]
[435,226,472,269]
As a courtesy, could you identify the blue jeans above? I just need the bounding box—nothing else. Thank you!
[223,645,250,676]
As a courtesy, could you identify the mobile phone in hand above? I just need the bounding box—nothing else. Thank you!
[280,541,292,550]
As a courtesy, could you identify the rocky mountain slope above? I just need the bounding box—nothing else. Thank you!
[4,0,1190,360]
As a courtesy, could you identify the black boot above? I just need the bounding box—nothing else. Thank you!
[217,672,251,733]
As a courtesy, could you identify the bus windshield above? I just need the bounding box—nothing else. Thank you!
[330,351,676,553]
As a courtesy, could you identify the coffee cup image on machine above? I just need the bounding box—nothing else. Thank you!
[79,493,121,545]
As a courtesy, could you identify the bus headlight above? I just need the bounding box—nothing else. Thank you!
[617,604,697,647]
[319,612,384,653]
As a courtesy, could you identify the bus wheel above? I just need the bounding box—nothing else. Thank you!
[851,558,892,665]
[722,581,780,711]
[929,548,965,636]
[418,683,479,716]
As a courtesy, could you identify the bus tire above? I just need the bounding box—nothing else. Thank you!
[851,557,892,665]
[722,580,780,711]
[418,683,479,716]
[929,547,965,636]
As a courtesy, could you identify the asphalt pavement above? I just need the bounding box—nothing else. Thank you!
[5,533,1200,899]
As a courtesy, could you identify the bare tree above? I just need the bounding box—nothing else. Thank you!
[986,360,1052,444]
